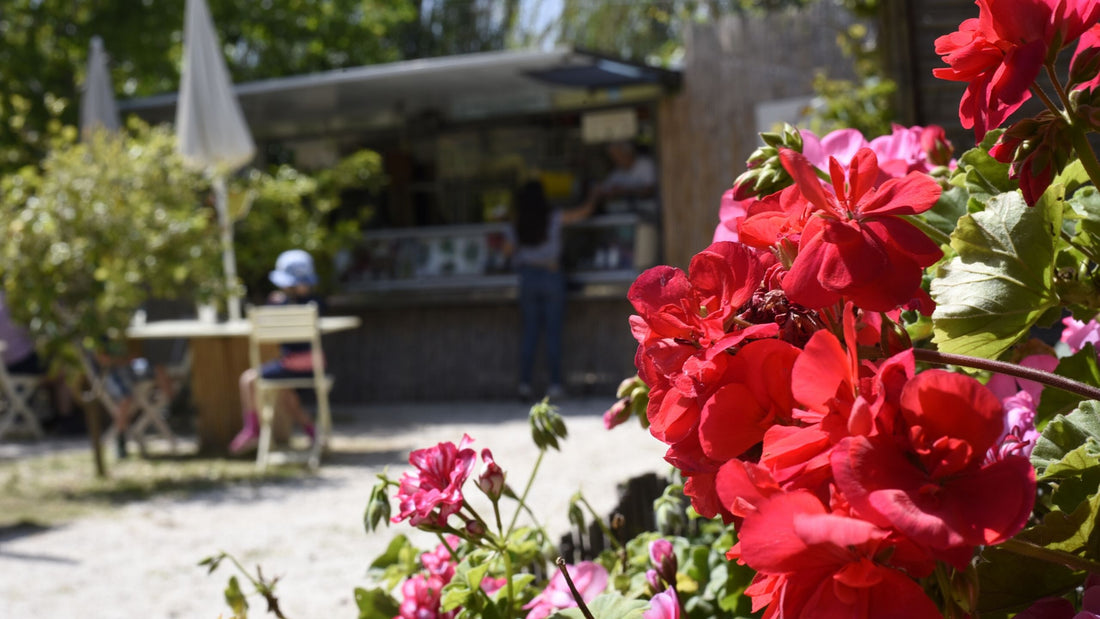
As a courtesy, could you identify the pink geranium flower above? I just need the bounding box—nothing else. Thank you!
[523,561,608,619]
[392,435,477,528]
[1061,315,1100,353]
[644,588,680,619]
[396,573,455,619]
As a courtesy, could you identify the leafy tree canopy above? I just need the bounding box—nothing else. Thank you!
[0,0,416,175]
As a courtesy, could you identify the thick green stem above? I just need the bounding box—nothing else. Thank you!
[999,537,1100,574]
[912,348,1100,401]
[1068,123,1100,191]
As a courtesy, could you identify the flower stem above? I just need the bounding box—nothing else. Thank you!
[1061,228,1100,265]
[1068,122,1100,191]
[507,450,545,536]
[911,348,1100,401]
[999,537,1100,573]
[1044,62,1100,190]
[578,494,623,552]
[436,532,460,563]
[503,547,516,615]
[1045,63,1075,113]
[903,214,952,247]
[556,557,596,619]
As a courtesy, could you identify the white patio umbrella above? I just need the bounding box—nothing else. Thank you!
[79,36,121,139]
[176,0,255,321]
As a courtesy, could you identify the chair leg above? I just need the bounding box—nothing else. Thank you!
[256,390,275,471]
[307,386,331,471]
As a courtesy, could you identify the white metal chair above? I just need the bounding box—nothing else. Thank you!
[248,303,332,471]
[0,341,46,440]
[77,351,178,456]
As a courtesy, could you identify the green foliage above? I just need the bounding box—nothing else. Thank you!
[0,0,416,177]
[550,593,650,618]
[806,6,896,137]
[231,148,383,300]
[554,0,814,66]
[931,191,1063,360]
[354,587,401,619]
[0,120,219,366]
[1036,345,1100,424]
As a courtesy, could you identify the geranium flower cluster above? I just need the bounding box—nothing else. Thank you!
[936,0,1100,205]
[629,132,1038,615]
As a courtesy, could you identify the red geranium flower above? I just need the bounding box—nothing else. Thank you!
[934,0,1100,140]
[729,490,943,619]
[778,148,942,313]
[831,371,1036,562]
[393,435,477,528]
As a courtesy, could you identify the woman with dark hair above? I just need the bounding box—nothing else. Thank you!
[507,179,593,401]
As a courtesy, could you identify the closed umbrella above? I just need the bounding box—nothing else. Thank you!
[80,36,121,138]
[176,0,255,321]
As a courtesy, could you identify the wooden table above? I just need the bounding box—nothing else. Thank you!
[126,317,360,454]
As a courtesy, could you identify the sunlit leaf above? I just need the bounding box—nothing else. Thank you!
[931,190,1062,359]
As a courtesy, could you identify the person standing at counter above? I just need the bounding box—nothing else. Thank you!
[505,180,595,401]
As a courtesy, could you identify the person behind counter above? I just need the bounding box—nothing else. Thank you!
[230,249,324,455]
[579,140,658,219]
[504,179,595,402]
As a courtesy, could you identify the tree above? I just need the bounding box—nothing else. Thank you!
[399,0,521,58]
[553,0,814,66]
[0,0,416,176]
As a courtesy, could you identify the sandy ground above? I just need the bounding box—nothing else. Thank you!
[0,398,669,619]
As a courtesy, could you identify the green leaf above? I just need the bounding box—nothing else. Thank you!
[1032,400,1100,479]
[1023,490,1100,555]
[931,190,1062,359]
[368,534,414,570]
[549,592,650,618]
[354,587,401,619]
[225,575,249,617]
[949,130,1015,201]
[974,545,1080,614]
[1037,348,1100,425]
[920,184,969,238]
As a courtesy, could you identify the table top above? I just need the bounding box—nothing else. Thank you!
[126,316,361,339]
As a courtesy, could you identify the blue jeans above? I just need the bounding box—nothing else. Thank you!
[518,265,565,386]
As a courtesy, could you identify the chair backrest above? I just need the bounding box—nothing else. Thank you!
[247,303,323,375]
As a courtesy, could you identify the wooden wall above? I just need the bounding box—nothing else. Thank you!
[657,2,858,270]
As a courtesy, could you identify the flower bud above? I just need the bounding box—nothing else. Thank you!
[364,478,391,533]
[919,125,954,167]
[530,398,568,451]
[648,538,678,585]
[603,397,631,430]
[654,485,687,534]
[645,568,662,593]
[477,448,506,501]
[464,519,486,538]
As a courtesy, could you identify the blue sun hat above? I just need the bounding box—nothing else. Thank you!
[269,249,318,288]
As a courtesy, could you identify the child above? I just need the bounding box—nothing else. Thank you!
[229,249,324,454]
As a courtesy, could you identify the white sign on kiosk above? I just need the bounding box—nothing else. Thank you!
[581,109,637,143]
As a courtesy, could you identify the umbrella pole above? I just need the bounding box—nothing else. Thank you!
[213,175,243,321]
